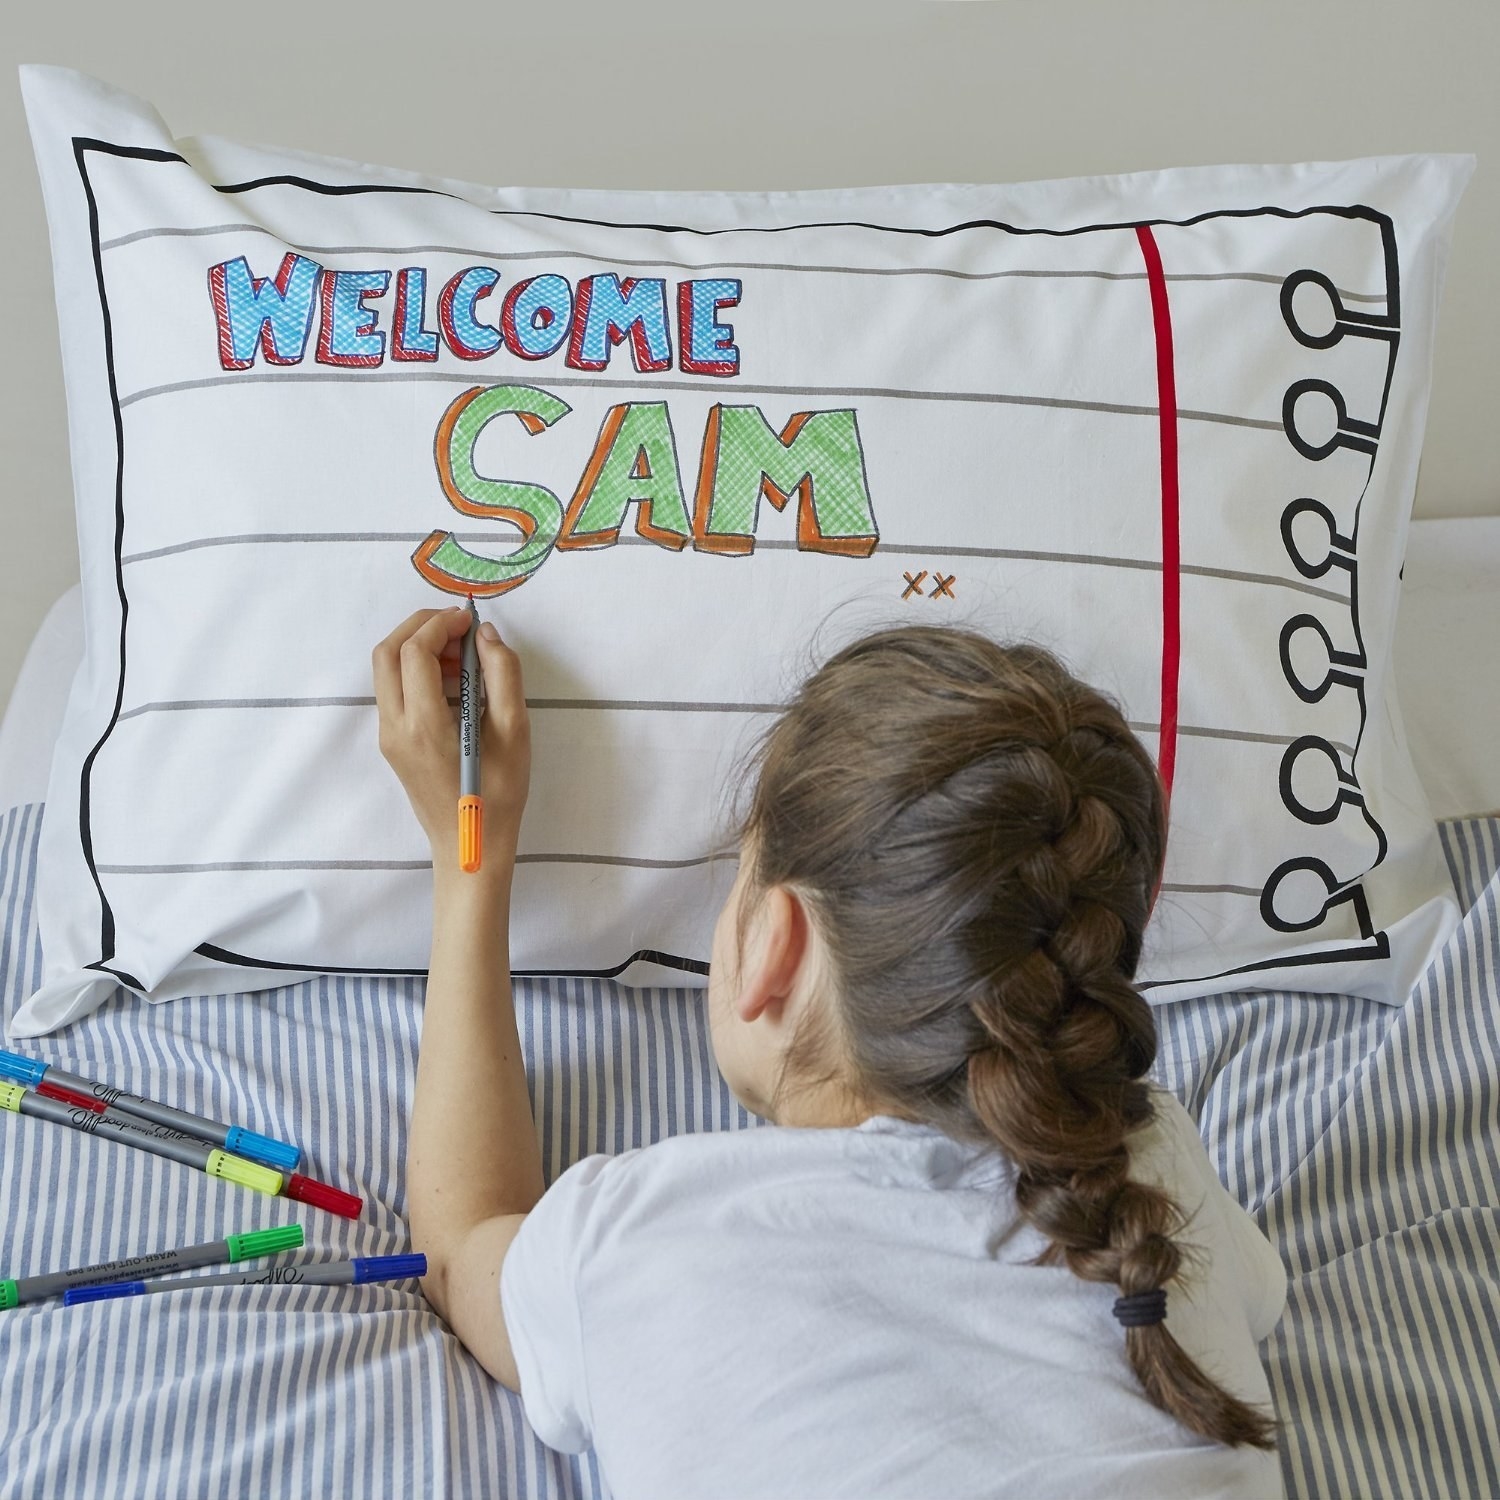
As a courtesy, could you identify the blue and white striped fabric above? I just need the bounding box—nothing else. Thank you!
[0,798,1496,1499]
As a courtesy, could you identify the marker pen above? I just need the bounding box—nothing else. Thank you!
[65,1253,428,1306]
[458,595,484,873]
[0,1047,300,1172]
[30,1086,363,1224]
[0,1082,282,1198]
[36,1081,232,1151]
[33,1080,363,1219]
[1,1225,303,1310]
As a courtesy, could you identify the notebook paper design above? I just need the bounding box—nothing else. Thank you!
[15,67,1470,1033]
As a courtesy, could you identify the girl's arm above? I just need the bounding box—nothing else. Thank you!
[409,849,544,1388]
[373,605,541,1389]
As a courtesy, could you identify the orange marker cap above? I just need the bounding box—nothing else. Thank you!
[459,795,483,873]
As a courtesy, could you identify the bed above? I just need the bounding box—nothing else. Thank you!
[0,515,1497,1499]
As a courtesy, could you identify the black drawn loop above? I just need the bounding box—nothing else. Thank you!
[1280,268,1400,352]
[1278,615,1367,705]
[1278,735,1390,870]
[1279,736,1355,825]
[1283,380,1381,463]
[1260,856,1377,937]
[1280,498,1356,581]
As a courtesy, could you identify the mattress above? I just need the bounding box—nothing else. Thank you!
[1,516,1498,1499]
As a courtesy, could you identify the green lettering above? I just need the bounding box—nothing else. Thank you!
[558,402,691,550]
[416,384,572,595]
[691,406,878,557]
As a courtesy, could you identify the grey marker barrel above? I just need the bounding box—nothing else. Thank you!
[459,596,483,797]
[46,1066,236,1147]
[8,1225,302,1305]
[19,1090,216,1170]
[63,1255,428,1306]
[92,1100,209,1149]
[138,1254,424,1291]
[14,1244,226,1303]
[0,1084,284,1206]
[34,1064,300,1172]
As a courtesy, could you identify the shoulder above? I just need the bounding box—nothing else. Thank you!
[1135,1086,1288,1341]
[522,1124,778,1237]
[567,1121,781,1188]
[522,1117,941,1250]
[1131,1086,1227,1202]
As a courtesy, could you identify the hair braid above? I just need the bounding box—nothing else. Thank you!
[966,730,1277,1450]
[729,624,1278,1450]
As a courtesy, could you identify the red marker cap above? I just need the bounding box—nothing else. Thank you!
[283,1172,363,1220]
[37,1080,107,1113]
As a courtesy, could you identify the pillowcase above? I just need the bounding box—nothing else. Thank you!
[13,64,1472,1035]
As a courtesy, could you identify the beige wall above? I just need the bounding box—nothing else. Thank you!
[1,0,1495,719]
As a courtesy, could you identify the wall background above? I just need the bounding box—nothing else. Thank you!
[1,0,1495,717]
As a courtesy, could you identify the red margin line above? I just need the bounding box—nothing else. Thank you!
[1134,225,1181,808]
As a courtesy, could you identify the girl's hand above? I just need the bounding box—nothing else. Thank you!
[372,606,531,861]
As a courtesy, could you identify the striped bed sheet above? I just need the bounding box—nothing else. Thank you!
[0,799,1495,1499]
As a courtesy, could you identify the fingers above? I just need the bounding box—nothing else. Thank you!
[404,609,473,729]
[373,607,470,739]
[476,619,529,740]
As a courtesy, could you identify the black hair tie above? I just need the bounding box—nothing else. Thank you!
[1112,1288,1168,1328]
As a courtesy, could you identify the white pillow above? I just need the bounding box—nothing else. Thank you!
[13,64,1472,1035]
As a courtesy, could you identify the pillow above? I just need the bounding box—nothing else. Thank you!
[13,65,1473,1035]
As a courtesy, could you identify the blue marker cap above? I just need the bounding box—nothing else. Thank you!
[0,1049,47,1086]
[352,1254,427,1284]
[224,1126,301,1173]
[64,1281,147,1306]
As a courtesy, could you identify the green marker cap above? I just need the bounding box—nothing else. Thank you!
[225,1224,304,1263]
[0,1082,24,1113]
[0,1280,17,1311]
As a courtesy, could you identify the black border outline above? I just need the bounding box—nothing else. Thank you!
[70,137,1399,989]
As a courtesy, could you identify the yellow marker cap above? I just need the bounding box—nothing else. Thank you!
[0,1082,24,1113]
[205,1149,284,1197]
[459,795,483,873]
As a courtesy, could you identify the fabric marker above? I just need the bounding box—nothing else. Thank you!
[0,1047,300,1172]
[32,1080,361,1219]
[0,1082,282,1198]
[0,1225,303,1310]
[64,1253,428,1305]
[29,1083,364,1218]
[458,594,484,873]
[35,1081,256,1159]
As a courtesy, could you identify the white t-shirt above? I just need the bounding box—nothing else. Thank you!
[499,1086,1287,1500]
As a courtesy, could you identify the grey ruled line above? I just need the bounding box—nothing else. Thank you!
[115,532,1347,606]
[95,221,1392,306]
[1145,722,1356,761]
[96,850,736,874]
[91,865,1276,889]
[114,695,787,721]
[116,366,1284,430]
[1152,720,1356,756]
[107,694,1355,759]
[1159,883,1263,897]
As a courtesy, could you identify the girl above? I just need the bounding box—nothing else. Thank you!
[374,606,1287,1499]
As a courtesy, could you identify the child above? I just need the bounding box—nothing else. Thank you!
[374,606,1287,1499]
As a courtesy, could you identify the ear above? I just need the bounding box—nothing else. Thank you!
[734,884,810,1026]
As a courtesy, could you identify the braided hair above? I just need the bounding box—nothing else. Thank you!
[724,624,1277,1451]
